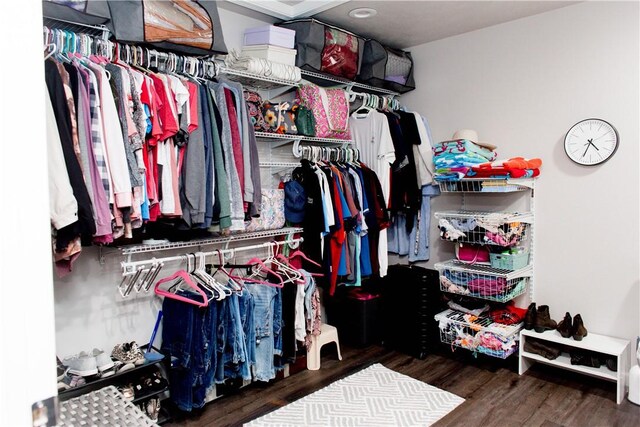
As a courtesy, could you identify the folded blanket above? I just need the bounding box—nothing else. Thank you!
[224,49,302,82]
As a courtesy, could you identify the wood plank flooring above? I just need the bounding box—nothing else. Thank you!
[166,344,640,427]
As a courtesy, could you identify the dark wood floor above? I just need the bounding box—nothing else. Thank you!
[166,344,640,427]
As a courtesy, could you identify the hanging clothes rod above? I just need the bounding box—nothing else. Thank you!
[121,238,304,274]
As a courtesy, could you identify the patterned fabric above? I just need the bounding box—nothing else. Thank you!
[86,69,111,197]
[245,189,285,232]
[246,363,465,426]
[304,288,322,351]
[244,90,269,132]
[297,85,351,140]
[262,101,298,135]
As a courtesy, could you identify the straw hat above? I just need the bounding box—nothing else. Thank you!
[452,129,497,151]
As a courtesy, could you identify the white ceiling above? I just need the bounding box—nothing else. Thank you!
[225,0,580,49]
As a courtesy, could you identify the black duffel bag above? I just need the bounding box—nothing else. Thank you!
[359,39,415,93]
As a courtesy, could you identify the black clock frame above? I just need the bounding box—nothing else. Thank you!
[564,118,619,166]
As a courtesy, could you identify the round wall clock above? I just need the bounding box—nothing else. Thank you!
[564,118,619,166]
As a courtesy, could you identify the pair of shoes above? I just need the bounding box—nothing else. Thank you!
[118,384,135,401]
[557,312,588,341]
[145,398,161,422]
[112,342,145,366]
[62,348,113,377]
[132,370,169,399]
[524,337,562,360]
[57,372,86,391]
[570,349,602,368]
[524,303,558,333]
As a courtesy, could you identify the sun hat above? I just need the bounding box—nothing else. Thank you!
[452,129,497,151]
[284,180,306,224]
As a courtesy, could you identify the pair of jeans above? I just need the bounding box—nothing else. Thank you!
[223,292,251,381]
[161,292,217,412]
[246,284,277,381]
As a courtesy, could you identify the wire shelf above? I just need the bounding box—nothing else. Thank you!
[219,67,300,90]
[300,69,400,96]
[254,131,353,145]
[435,211,531,247]
[259,162,300,168]
[58,385,157,426]
[120,227,303,255]
[435,260,530,303]
[437,178,535,193]
[43,17,110,40]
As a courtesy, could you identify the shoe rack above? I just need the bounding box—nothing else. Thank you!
[433,178,536,359]
[519,329,630,404]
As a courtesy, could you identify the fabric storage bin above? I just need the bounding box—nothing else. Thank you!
[359,39,416,93]
[244,25,296,49]
[277,18,364,80]
[241,45,297,66]
[490,251,530,270]
[106,0,227,55]
[43,0,112,26]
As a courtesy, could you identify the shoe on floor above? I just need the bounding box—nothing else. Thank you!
[63,351,98,377]
[146,398,160,422]
[57,372,86,391]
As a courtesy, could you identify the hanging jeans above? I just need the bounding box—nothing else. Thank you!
[246,284,278,381]
[161,293,217,412]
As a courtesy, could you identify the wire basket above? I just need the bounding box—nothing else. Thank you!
[437,178,534,193]
[435,260,531,303]
[435,211,531,247]
[435,309,521,359]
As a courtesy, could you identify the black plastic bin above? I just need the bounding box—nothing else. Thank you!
[325,288,382,347]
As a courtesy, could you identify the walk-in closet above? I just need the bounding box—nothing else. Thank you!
[0,1,638,426]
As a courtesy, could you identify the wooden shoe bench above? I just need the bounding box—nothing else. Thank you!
[518,329,630,404]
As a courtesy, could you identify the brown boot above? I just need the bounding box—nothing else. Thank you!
[524,302,536,330]
[534,305,557,333]
[557,312,572,338]
[572,314,588,341]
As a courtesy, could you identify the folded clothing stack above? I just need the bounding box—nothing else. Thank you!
[468,157,542,179]
[224,49,302,82]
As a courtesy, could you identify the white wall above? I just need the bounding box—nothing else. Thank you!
[0,2,58,425]
[54,4,275,358]
[401,1,640,344]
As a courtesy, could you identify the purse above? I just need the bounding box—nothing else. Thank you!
[294,105,316,137]
[455,243,490,265]
[245,189,285,232]
[262,101,298,135]
[243,90,269,132]
[297,84,350,139]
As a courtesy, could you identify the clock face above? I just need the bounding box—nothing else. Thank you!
[564,119,619,166]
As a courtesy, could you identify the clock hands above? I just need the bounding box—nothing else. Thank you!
[582,139,600,158]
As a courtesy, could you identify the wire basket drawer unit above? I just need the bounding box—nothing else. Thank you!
[435,210,532,247]
[435,260,532,303]
[435,309,523,359]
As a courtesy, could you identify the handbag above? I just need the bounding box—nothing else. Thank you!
[262,101,298,135]
[294,105,316,137]
[245,189,285,232]
[243,90,269,132]
[455,243,490,265]
[297,84,350,139]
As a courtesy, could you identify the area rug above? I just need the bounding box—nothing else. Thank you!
[245,363,464,426]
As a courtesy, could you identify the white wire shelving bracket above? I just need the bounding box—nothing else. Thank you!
[219,66,300,90]
[43,16,110,40]
[120,227,303,256]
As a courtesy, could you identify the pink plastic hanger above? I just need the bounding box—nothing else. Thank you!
[154,270,208,307]
[288,248,324,277]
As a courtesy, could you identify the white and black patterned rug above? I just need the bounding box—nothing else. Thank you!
[245,363,464,426]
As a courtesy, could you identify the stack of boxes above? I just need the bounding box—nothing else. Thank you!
[242,25,297,66]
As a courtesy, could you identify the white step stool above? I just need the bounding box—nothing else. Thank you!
[307,323,343,370]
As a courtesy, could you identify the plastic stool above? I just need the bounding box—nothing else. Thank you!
[307,324,343,370]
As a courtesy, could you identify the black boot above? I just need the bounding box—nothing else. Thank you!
[572,314,588,341]
[557,312,572,338]
[534,305,557,333]
[524,302,536,330]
